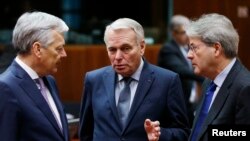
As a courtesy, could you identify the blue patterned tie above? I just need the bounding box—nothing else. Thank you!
[117,77,133,128]
[190,81,217,141]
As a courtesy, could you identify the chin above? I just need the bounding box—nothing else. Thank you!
[193,68,201,75]
[51,68,58,74]
[115,71,130,77]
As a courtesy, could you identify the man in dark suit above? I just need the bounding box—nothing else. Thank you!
[158,15,204,126]
[0,11,70,141]
[186,13,250,141]
[79,18,190,141]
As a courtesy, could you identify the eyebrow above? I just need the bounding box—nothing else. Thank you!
[189,43,194,46]
[107,43,132,48]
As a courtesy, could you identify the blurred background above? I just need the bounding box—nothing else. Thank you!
[0,0,250,140]
[0,0,169,44]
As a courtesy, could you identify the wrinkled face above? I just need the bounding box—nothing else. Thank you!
[106,28,145,77]
[39,31,67,75]
[187,37,215,77]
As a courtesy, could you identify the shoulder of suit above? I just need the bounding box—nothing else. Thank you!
[86,66,113,76]
[161,41,178,52]
[232,65,250,86]
[0,68,15,85]
[149,63,177,77]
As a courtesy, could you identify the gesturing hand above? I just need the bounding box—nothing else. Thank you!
[144,119,161,141]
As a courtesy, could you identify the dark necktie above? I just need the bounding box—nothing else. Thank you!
[117,77,133,128]
[190,81,217,141]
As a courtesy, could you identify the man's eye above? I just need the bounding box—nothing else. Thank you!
[121,47,131,52]
[56,48,62,52]
[125,47,130,51]
[108,48,116,53]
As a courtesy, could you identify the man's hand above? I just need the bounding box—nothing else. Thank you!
[144,119,161,141]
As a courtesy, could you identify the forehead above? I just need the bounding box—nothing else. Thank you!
[174,25,185,32]
[188,37,203,45]
[106,28,137,47]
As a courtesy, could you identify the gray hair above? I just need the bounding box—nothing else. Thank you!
[169,15,190,31]
[186,13,239,58]
[12,11,69,54]
[103,18,144,44]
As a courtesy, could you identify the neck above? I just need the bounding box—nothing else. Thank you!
[17,54,43,77]
[208,57,234,80]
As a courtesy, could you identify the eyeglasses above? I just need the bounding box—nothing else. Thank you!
[188,42,215,53]
[188,44,200,53]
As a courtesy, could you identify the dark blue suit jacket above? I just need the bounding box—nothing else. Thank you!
[190,60,250,141]
[79,61,190,141]
[0,61,69,141]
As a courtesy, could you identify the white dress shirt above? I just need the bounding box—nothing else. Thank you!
[115,58,144,110]
[15,57,62,129]
[209,58,236,110]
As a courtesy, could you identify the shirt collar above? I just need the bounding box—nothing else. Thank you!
[118,58,144,82]
[214,58,236,87]
[15,56,39,80]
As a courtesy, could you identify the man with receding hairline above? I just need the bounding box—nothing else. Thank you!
[79,18,190,141]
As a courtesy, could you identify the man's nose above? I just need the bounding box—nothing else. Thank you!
[187,50,193,60]
[115,50,123,60]
[60,48,67,57]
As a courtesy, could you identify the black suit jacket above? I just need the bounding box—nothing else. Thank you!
[0,61,69,141]
[190,60,250,141]
[79,61,190,141]
[158,40,204,100]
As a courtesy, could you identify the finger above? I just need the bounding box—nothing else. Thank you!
[154,127,160,132]
[151,121,160,128]
[154,130,161,137]
[144,119,152,127]
[152,134,160,141]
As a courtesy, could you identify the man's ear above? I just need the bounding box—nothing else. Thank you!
[140,40,146,56]
[214,42,222,57]
[32,42,42,58]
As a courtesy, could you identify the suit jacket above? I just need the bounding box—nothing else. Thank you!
[158,40,204,101]
[0,61,69,141]
[158,40,204,125]
[190,60,250,141]
[79,61,190,141]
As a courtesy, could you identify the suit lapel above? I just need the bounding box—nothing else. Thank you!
[45,77,68,139]
[102,67,121,125]
[197,60,242,140]
[21,79,63,136]
[123,62,155,132]
[11,61,65,139]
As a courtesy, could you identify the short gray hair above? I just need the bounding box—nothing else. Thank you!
[169,15,190,31]
[12,11,69,54]
[186,13,239,58]
[103,18,144,44]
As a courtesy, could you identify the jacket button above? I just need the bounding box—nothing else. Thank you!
[120,137,125,141]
